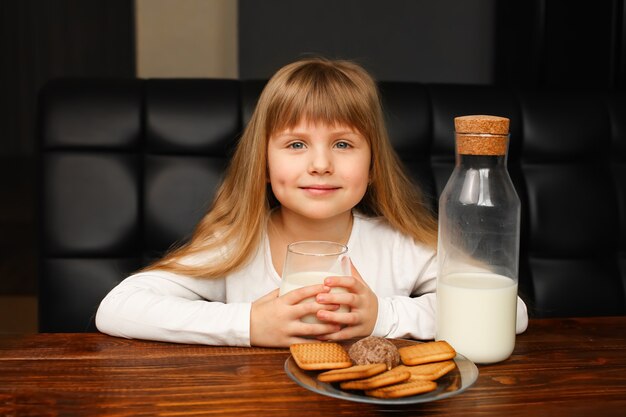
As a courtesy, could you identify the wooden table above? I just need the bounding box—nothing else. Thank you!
[1,317,625,416]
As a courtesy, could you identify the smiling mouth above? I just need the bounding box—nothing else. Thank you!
[301,185,340,190]
[300,185,340,194]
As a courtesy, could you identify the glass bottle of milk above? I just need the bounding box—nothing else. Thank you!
[436,115,521,364]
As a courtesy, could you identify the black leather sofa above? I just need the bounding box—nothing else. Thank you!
[38,78,626,332]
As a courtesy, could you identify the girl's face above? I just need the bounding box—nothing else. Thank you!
[267,118,371,222]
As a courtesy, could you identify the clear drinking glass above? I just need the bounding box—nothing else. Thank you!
[436,115,521,364]
[279,241,350,324]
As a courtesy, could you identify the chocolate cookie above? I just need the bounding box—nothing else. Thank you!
[348,336,400,370]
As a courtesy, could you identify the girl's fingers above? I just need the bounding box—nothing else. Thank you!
[284,315,342,339]
[316,309,357,326]
[322,263,367,295]
[315,291,355,307]
[298,322,342,336]
[323,275,358,291]
[281,284,329,304]
[291,299,340,321]
[294,299,335,313]
[323,264,369,292]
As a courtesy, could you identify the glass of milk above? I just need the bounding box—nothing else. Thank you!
[279,241,350,324]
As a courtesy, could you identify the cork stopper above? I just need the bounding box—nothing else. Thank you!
[454,115,510,155]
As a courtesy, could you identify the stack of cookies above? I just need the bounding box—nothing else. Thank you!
[289,338,457,399]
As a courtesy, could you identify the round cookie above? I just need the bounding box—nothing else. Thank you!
[348,336,400,370]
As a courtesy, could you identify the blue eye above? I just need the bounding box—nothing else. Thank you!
[335,141,351,149]
[288,142,305,149]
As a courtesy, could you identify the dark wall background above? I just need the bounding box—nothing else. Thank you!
[239,0,498,83]
[496,0,625,89]
[239,0,625,89]
[0,0,134,295]
[1,0,624,296]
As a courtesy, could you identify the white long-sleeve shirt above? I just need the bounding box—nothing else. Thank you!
[96,213,528,346]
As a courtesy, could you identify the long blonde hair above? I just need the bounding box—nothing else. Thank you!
[145,57,437,277]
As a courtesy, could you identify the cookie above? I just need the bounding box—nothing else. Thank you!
[394,360,456,381]
[290,342,352,371]
[365,379,438,399]
[318,363,387,383]
[348,336,400,370]
[398,341,456,366]
[340,368,411,390]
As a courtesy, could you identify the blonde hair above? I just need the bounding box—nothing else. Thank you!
[145,57,437,277]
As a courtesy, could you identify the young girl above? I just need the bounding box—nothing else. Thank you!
[95,57,528,347]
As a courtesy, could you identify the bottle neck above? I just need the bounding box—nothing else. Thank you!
[456,153,508,169]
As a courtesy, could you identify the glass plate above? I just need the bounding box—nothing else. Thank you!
[284,340,479,405]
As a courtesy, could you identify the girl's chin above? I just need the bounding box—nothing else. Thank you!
[280,207,353,221]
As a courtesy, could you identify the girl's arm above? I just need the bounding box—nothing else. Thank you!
[95,271,251,346]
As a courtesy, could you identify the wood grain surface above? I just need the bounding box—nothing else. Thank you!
[1,317,625,416]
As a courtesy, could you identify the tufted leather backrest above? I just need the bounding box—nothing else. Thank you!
[38,79,626,332]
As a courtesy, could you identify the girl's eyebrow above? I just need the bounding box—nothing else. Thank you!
[331,129,360,135]
[270,131,301,140]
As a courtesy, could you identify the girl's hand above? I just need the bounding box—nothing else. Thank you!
[314,262,378,340]
[249,285,341,347]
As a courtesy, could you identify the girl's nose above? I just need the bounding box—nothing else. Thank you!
[308,148,333,174]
